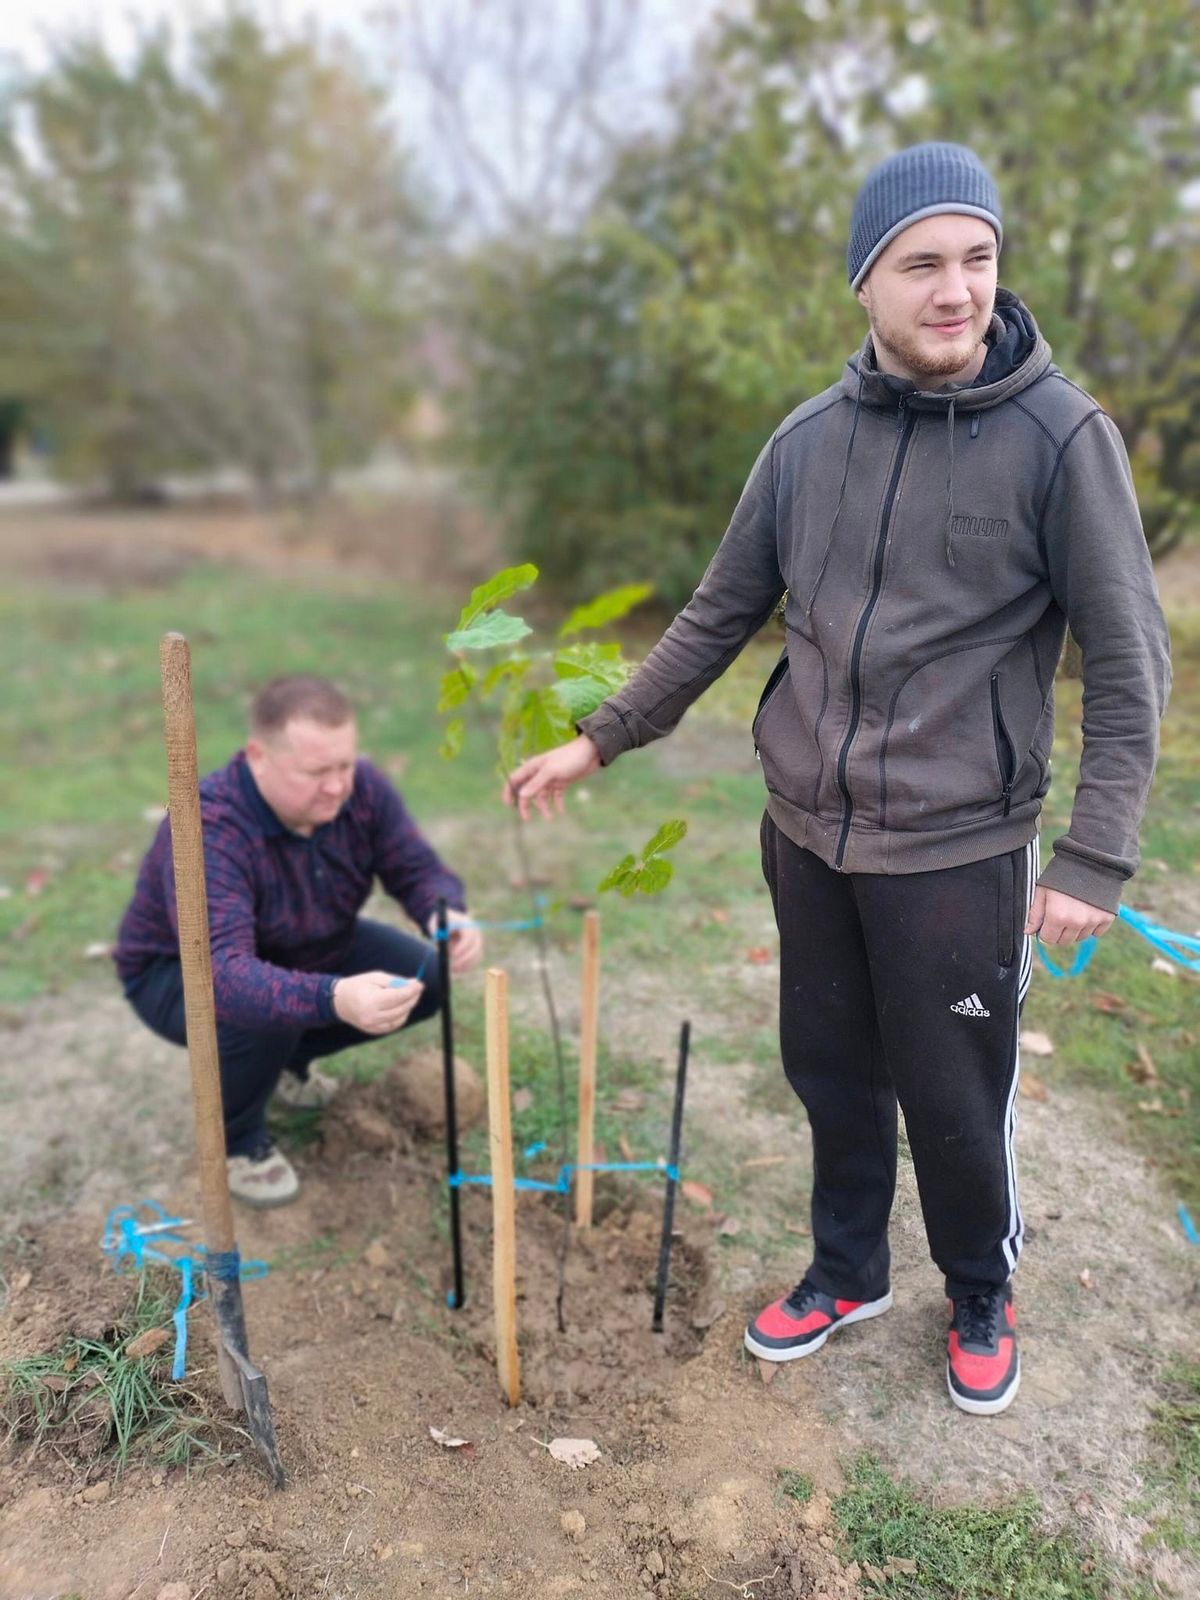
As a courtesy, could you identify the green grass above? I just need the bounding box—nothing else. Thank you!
[777,1467,814,1504]
[0,1268,239,1472]
[831,1454,1146,1600]
[0,558,1196,1204]
[1141,1359,1200,1554]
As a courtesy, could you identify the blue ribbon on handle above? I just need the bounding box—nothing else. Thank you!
[100,1201,267,1380]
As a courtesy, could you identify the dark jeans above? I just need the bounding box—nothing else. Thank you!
[761,812,1036,1301]
[125,918,441,1156]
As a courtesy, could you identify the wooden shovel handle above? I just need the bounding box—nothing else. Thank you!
[160,632,236,1255]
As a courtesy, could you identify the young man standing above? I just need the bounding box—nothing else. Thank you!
[503,143,1170,1414]
[116,675,482,1206]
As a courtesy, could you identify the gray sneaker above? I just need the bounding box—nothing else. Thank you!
[226,1143,300,1207]
[273,1067,340,1110]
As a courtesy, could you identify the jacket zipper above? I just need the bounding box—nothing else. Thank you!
[833,401,916,869]
[990,672,1017,817]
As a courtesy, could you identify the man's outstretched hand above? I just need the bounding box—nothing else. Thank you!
[332,970,425,1034]
[1025,886,1114,944]
[503,734,602,821]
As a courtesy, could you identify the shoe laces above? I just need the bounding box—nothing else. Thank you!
[783,1278,819,1316]
[955,1291,1001,1346]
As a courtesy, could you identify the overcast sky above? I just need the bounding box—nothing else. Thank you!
[0,1,732,230]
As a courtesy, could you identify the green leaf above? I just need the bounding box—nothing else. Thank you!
[439,718,465,760]
[643,818,688,858]
[445,611,533,652]
[597,854,637,893]
[636,856,674,894]
[515,685,575,757]
[480,657,532,697]
[551,675,609,723]
[559,582,653,638]
[437,663,477,712]
[454,564,539,633]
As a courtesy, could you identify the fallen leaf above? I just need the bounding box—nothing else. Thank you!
[741,1154,787,1169]
[1019,1075,1050,1103]
[62,1354,78,1374]
[124,1327,170,1360]
[546,1437,601,1469]
[512,1088,533,1114]
[1125,1044,1160,1086]
[10,1269,32,1294]
[745,946,773,965]
[864,1564,886,1586]
[890,1558,918,1576]
[784,1223,811,1237]
[1151,957,1178,978]
[1092,991,1127,1015]
[618,1134,635,1162]
[41,1374,70,1393]
[1020,1030,1054,1057]
[716,1216,742,1238]
[1078,1268,1094,1290]
[1137,1097,1166,1114]
[757,1358,778,1386]
[24,868,50,897]
[429,1426,471,1449]
[363,1241,388,1269]
[681,1179,713,1209]
[83,942,111,961]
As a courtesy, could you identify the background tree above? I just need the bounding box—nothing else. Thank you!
[0,12,425,497]
[453,0,1199,605]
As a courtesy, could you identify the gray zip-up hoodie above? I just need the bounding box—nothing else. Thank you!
[578,290,1171,913]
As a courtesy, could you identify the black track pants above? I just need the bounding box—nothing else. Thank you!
[761,812,1036,1302]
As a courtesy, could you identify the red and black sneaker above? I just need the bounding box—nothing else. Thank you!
[946,1285,1020,1415]
[744,1277,893,1362]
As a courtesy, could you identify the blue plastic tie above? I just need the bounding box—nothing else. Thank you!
[523,1141,547,1160]
[1179,1205,1200,1247]
[447,1158,678,1194]
[1038,905,1200,980]
[100,1202,267,1380]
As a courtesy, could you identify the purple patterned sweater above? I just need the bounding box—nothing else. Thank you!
[114,752,465,1030]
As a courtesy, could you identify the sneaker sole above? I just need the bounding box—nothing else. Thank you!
[744,1291,894,1363]
[946,1353,1021,1416]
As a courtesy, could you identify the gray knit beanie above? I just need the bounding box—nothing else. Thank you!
[847,142,1002,289]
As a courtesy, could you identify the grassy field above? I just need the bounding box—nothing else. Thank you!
[2,556,1197,1209]
[1,543,1198,1594]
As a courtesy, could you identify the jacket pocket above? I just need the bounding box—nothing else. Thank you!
[753,651,790,749]
[755,632,826,815]
[990,673,1017,817]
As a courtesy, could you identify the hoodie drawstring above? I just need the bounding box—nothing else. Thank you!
[805,367,865,616]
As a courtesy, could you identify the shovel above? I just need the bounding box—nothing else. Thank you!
[159,631,286,1488]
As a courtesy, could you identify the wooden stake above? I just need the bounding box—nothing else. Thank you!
[485,968,520,1406]
[159,632,240,1411]
[574,910,601,1229]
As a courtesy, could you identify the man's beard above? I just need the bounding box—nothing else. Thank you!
[871,310,988,383]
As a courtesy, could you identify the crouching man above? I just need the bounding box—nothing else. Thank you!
[114,674,482,1206]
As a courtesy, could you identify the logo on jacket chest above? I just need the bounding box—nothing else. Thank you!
[951,514,1009,540]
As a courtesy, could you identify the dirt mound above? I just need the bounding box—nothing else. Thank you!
[1,1083,859,1599]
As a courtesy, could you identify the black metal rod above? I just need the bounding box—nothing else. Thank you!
[438,897,466,1310]
[652,1020,691,1333]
